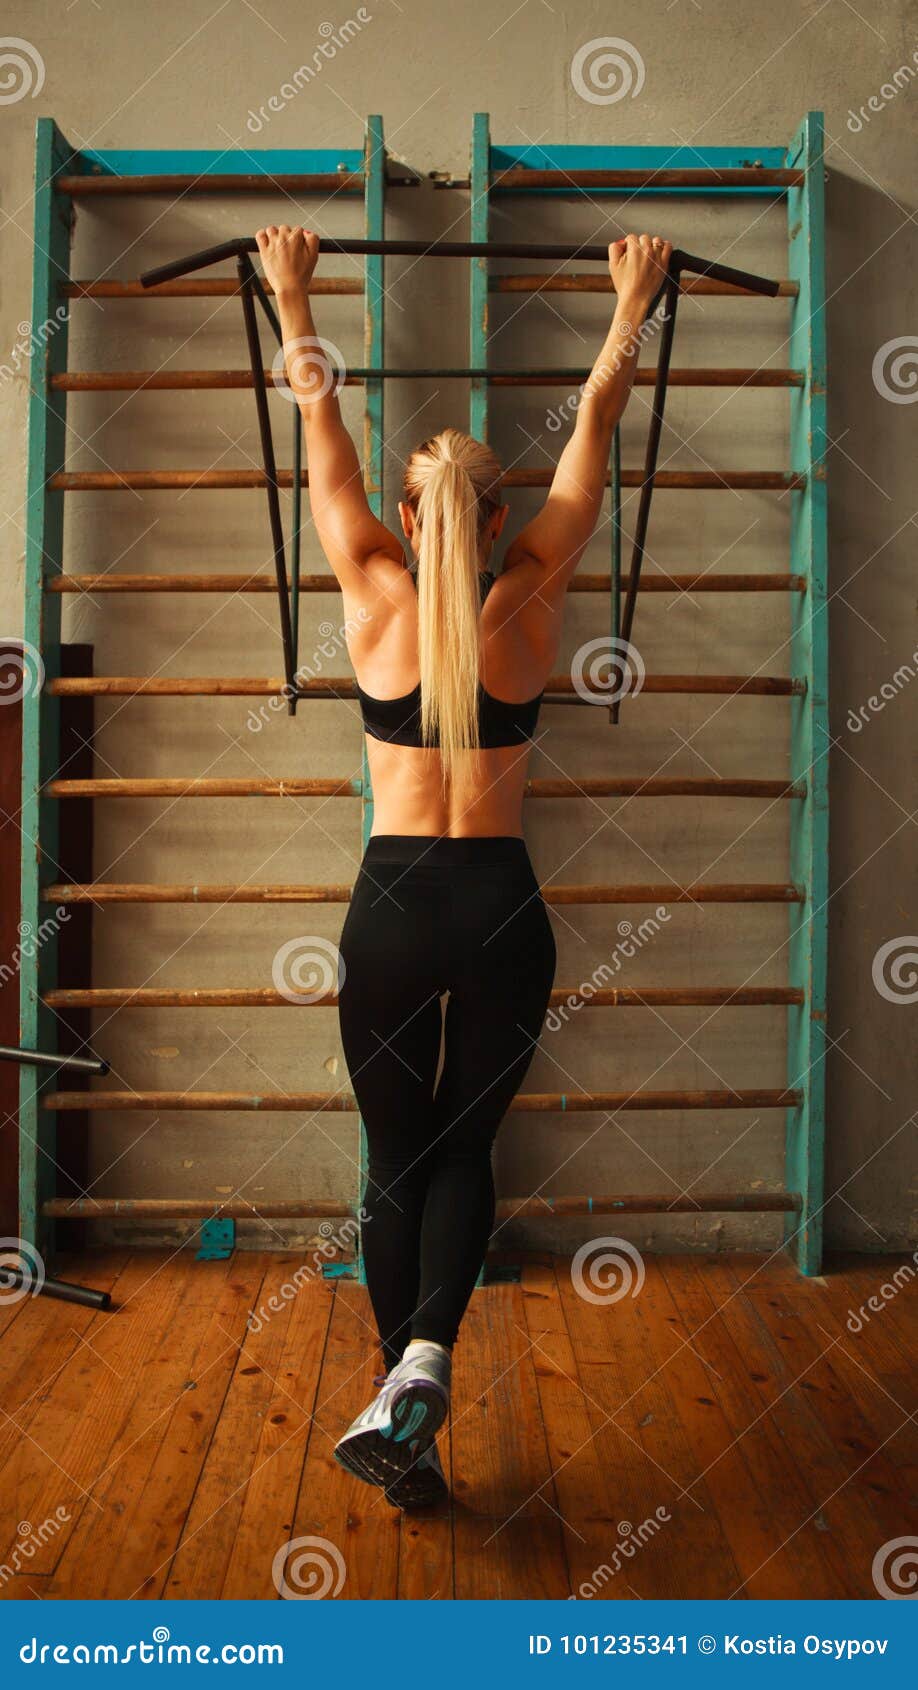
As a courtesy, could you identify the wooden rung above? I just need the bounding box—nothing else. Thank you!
[45,883,355,904]
[51,367,804,392]
[56,172,366,195]
[490,167,803,190]
[45,777,803,800]
[43,1197,355,1218]
[42,881,803,905]
[491,273,797,297]
[43,1086,802,1113]
[48,673,802,698]
[49,468,804,492]
[40,1190,801,1219]
[511,470,803,490]
[63,276,797,300]
[494,1192,801,1218]
[62,278,363,298]
[47,570,808,595]
[43,985,804,1009]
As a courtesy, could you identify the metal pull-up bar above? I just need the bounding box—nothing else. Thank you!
[140,237,780,717]
[141,237,778,296]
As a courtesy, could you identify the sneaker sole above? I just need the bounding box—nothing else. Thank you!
[390,1381,448,1447]
[333,1383,448,1493]
[385,1459,449,1512]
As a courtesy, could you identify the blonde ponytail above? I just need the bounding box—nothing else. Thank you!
[403,429,503,789]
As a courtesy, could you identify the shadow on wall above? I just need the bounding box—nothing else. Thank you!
[822,167,918,1250]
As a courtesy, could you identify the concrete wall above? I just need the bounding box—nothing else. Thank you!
[1,0,915,1253]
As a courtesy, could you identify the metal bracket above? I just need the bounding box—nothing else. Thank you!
[196,1217,236,1260]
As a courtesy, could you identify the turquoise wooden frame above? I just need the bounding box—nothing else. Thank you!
[469,112,828,1274]
[783,112,828,1273]
[20,113,828,1277]
[19,118,381,1276]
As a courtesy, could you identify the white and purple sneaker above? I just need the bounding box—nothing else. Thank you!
[334,1341,450,1506]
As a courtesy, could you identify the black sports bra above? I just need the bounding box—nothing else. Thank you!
[355,567,544,750]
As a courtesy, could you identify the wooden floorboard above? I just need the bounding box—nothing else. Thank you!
[556,1256,744,1598]
[643,1256,840,1598]
[291,1283,402,1599]
[452,1281,569,1598]
[695,1257,915,1597]
[0,1248,914,1600]
[48,1255,241,1598]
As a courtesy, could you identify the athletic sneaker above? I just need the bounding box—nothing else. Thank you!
[334,1342,451,1502]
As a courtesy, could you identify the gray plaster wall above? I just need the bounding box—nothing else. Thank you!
[1,0,915,1254]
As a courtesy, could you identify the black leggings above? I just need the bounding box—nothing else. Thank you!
[338,834,556,1367]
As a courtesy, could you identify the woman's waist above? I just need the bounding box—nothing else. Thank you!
[362,833,532,870]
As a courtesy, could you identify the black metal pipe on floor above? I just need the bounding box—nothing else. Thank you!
[0,1265,112,1310]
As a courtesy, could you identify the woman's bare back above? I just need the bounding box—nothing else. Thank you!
[343,553,559,838]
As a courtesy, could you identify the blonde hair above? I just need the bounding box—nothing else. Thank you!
[403,428,503,787]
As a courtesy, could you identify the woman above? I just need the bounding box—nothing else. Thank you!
[257,223,671,1508]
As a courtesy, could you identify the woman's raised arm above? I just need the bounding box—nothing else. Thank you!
[503,234,672,605]
[255,226,404,597]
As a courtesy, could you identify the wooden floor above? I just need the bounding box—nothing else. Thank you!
[0,1249,915,1600]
